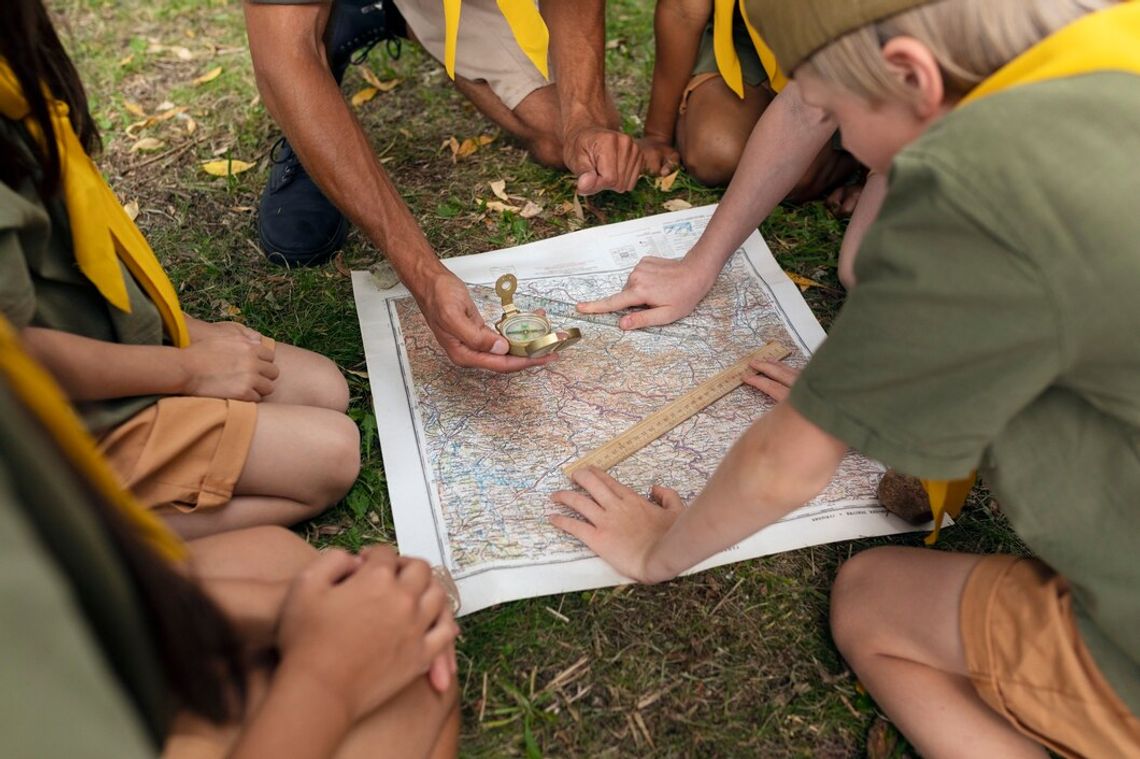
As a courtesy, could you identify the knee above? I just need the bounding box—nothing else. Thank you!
[830,547,899,660]
[681,125,745,187]
[527,134,565,170]
[309,413,361,508]
[246,526,319,566]
[311,355,351,413]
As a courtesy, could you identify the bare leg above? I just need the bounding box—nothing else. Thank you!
[836,170,889,290]
[830,547,1048,759]
[263,343,350,412]
[161,404,360,539]
[187,526,318,582]
[676,77,772,187]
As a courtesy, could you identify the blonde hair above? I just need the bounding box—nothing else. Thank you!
[802,0,1119,102]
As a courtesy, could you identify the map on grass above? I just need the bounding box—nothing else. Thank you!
[353,206,929,615]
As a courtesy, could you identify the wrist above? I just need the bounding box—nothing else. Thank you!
[274,656,356,732]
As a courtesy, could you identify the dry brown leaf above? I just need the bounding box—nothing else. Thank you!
[153,106,187,122]
[183,117,197,135]
[122,200,140,221]
[605,37,626,50]
[489,180,509,201]
[125,118,153,137]
[784,272,825,291]
[350,86,378,107]
[477,134,495,146]
[360,67,384,89]
[662,198,692,212]
[519,201,543,219]
[201,159,255,177]
[130,137,165,153]
[654,168,680,192]
[571,193,585,221]
[375,78,401,92]
[124,101,148,118]
[118,54,135,67]
[171,46,193,61]
[484,199,522,214]
[192,66,223,85]
[442,135,460,157]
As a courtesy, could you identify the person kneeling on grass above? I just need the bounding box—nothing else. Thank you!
[552,1,1140,756]
[0,0,360,540]
[0,317,460,758]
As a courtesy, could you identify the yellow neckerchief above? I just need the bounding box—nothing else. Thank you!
[713,0,788,99]
[0,317,186,562]
[0,60,188,348]
[443,0,549,81]
[918,3,1140,543]
[960,1,1140,108]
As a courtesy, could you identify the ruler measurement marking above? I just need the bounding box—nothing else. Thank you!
[564,342,790,477]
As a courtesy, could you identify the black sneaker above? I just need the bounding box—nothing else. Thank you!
[259,136,348,267]
[327,0,406,84]
[258,0,405,267]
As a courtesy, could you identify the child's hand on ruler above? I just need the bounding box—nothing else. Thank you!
[550,467,683,583]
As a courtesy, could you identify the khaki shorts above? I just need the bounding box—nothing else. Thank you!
[98,396,258,513]
[960,556,1140,758]
[393,0,551,110]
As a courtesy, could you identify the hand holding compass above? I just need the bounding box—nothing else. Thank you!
[493,274,582,358]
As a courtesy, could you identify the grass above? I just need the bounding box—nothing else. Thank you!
[58,0,1027,755]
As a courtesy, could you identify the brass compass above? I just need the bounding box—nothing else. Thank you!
[493,274,582,357]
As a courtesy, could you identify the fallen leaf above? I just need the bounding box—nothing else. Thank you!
[201,159,255,177]
[398,128,413,139]
[662,198,692,212]
[477,134,495,146]
[489,180,509,201]
[605,37,625,50]
[153,106,187,122]
[248,93,261,108]
[455,137,478,159]
[654,168,680,192]
[130,137,165,152]
[360,67,384,89]
[519,200,543,219]
[442,135,460,157]
[124,101,148,118]
[156,100,176,111]
[118,54,135,67]
[571,193,585,221]
[369,260,401,289]
[122,200,140,221]
[350,86,378,107]
[375,78,401,92]
[784,272,825,291]
[192,66,223,85]
[484,199,522,214]
[184,117,197,135]
[332,252,351,278]
[171,46,193,61]
[125,118,153,136]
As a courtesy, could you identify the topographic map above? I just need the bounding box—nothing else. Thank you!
[354,206,926,615]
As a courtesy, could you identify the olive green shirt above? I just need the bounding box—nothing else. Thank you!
[0,377,168,754]
[790,73,1140,714]
[0,118,163,435]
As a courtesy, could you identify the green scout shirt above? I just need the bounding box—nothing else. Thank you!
[790,73,1140,714]
[0,118,163,435]
[0,377,169,754]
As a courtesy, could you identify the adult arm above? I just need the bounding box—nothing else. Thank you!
[242,2,546,372]
[579,81,837,328]
[639,0,710,176]
[541,0,642,194]
[552,400,847,583]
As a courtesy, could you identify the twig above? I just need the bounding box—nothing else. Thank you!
[123,136,203,174]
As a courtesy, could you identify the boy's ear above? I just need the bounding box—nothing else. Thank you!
[880,36,946,119]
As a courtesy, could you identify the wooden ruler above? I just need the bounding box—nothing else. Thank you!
[564,341,790,477]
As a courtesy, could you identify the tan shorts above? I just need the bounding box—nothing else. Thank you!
[960,555,1140,758]
[98,396,258,513]
[392,0,551,109]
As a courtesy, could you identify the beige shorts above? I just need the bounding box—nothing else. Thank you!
[393,0,551,109]
[98,396,258,513]
[960,556,1140,758]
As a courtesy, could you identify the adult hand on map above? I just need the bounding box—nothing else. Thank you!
[276,548,459,722]
[421,271,556,373]
[577,256,718,330]
[550,467,684,583]
[744,360,801,402]
[565,126,643,195]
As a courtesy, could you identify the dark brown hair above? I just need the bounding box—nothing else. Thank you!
[0,0,101,198]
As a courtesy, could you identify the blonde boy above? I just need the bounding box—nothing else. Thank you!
[551,1,1140,755]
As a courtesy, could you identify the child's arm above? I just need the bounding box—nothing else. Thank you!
[640,0,711,176]
[20,326,278,403]
[579,81,837,329]
[552,396,846,583]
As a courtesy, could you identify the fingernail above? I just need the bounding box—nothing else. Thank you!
[491,338,509,355]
